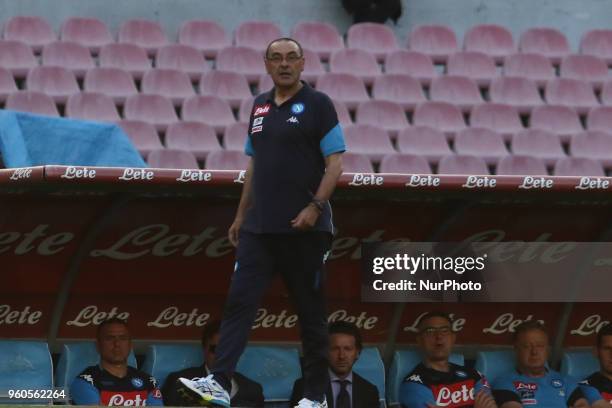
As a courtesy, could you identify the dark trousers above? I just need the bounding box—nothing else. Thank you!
[212,230,332,402]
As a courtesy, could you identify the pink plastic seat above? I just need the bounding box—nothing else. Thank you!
[347,22,399,62]
[470,103,523,142]
[99,43,151,80]
[316,73,369,110]
[560,54,608,90]
[340,152,374,173]
[342,124,396,161]
[355,100,408,138]
[489,77,543,114]
[141,68,195,106]
[554,157,605,177]
[0,40,38,77]
[455,128,509,165]
[258,74,274,94]
[3,16,55,52]
[396,126,452,163]
[372,74,426,111]
[530,105,583,143]
[570,130,612,168]
[408,25,458,63]
[438,154,489,175]
[178,20,229,58]
[224,122,249,151]
[156,44,209,81]
[124,94,179,131]
[292,21,344,60]
[580,29,612,65]
[205,150,250,170]
[587,106,612,133]
[26,65,79,103]
[518,28,571,64]
[65,92,120,122]
[332,99,352,127]
[84,67,138,104]
[5,90,59,116]
[239,96,254,123]
[300,48,325,83]
[147,148,199,169]
[496,155,548,175]
[181,95,236,133]
[447,51,497,87]
[413,101,466,139]
[545,78,599,115]
[116,119,162,156]
[503,53,555,87]
[379,154,432,174]
[464,24,516,63]
[330,48,381,85]
[118,19,168,56]
[165,121,222,160]
[430,75,483,112]
[511,129,565,166]
[0,67,17,101]
[41,41,95,78]
[199,70,252,109]
[602,80,612,106]
[384,50,438,86]
[60,17,113,54]
[234,21,281,52]
[216,46,265,83]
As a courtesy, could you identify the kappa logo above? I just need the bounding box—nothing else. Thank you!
[81,374,94,385]
[254,104,271,116]
[287,116,299,124]
[408,374,423,383]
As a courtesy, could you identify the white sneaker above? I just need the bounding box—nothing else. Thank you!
[294,397,328,408]
[177,374,230,407]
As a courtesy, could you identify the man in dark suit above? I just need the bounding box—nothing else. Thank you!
[162,320,264,407]
[290,321,380,408]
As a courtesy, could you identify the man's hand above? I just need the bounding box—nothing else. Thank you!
[228,217,244,247]
[290,204,320,230]
[474,390,498,408]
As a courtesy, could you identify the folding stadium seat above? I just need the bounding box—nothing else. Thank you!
[0,340,53,403]
[0,40,38,78]
[66,92,121,122]
[181,95,236,133]
[140,344,202,389]
[464,24,516,63]
[329,48,381,85]
[41,41,95,78]
[496,155,548,175]
[580,29,612,65]
[489,77,543,114]
[347,22,399,62]
[560,54,608,90]
[166,121,222,160]
[570,130,612,168]
[407,24,459,63]
[447,51,498,87]
[473,350,514,382]
[316,73,369,110]
[559,350,600,378]
[455,128,509,165]
[5,90,59,116]
[470,103,523,142]
[352,347,386,407]
[587,106,612,132]
[545,78,599,115]
[396,126,452,163]
[412,101,467,139]
[355,100,409,138]
[384,50,438,86]
[216,46,266,83]
[60,17,113,54]
[118,19,168,56]
[379,153,432,174]
[291,21,344,60]
[178,20,229,58]
[342,124,396,161]
[124,94,179,131]
[116,119,163,156]
[332,99,353,127]
[554,157,605,177]
[234,21,282,52]
[340,152,374,173]
[156,44,209,82]
[141,68,195,106]
[3,16,55,52]
[0,67,18,102]
[438,154,489,175]
[99,43,152,80]
[199,70,252,109]
[372,74,426,111]
[239,96,254,123]
[224,122,249,151]
[430,75,483,112]
[26,65,79,103]
[503,53,555,88]
[602,80,612,106]
[84,67,138,104]
[147,148,199,169]
[205,150,250,170]
[530,105,583,143]
[300,48,326,83]
[511,129,565,166]
[518,28,571,64]
[258,74,274,94]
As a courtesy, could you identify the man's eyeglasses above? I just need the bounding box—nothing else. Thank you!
[266,53,303,64]
[419,326,453,336]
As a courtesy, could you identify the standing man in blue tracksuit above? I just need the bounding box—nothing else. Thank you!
[179,37,345,408]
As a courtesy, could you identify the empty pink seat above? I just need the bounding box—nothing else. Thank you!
[408,25,458,63]
[330,48,381,85]
[355,100,408,138]
[347,22,398,62]
[554,157,605,177]
[570,130,612,167]
[3,16,55,52]
[216,46,265,83]
[42,41,94,78]
[84,67,138,104]
[447,51,497,86]
[560,54,608,90]
[372,74,426,111]
[379,153,432,174]
[396,126,452,163]
[199,70,252,109]
[124,94,179,131]
[292,21,344,60]
[438,154,489,175]
[455,128,509,165]
[413,101,466,139]
[205,150,250,170]
[224,122,249,151]
[545,78,599,115]
[489,77,543,114]
[141,69,195,106]
[430,75,483,112]
[116,119,162,156]
[239,96,254,123]
[0,67,17,101]
[300,48,325,83]
[587,106,612,132]
[5,90,59,116]
[332,99,353,127]
[99,43,151,80]
[60,17,113,54]
[147,148,199,169]
[602,80,612,106]
[65,92,120,122]
[181,95,236,133]
[530,105,583,143]
[496,155,548,175]
[156,44,209,81]
[234,21,281,52]
[470,103,523,141]
[384,50,438,86]
[26,66,79,103]
[580,29,612,65]
[518,28,570,64]
[258,74,274,93]
[0,40,38,77]
[316,73,369,110]
[179,20,229,58]
[342,124,396,161]
[511,129,565,166]
[166,121,222,160]
[464,24,516,63]
[118,19,168,56]
[340,152,374,173]
[503,53,555,87]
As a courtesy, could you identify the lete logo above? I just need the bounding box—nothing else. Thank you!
[254,104,271,116]
[432,380,475,407]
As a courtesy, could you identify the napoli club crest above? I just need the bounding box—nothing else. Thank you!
[291,103,305,115]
